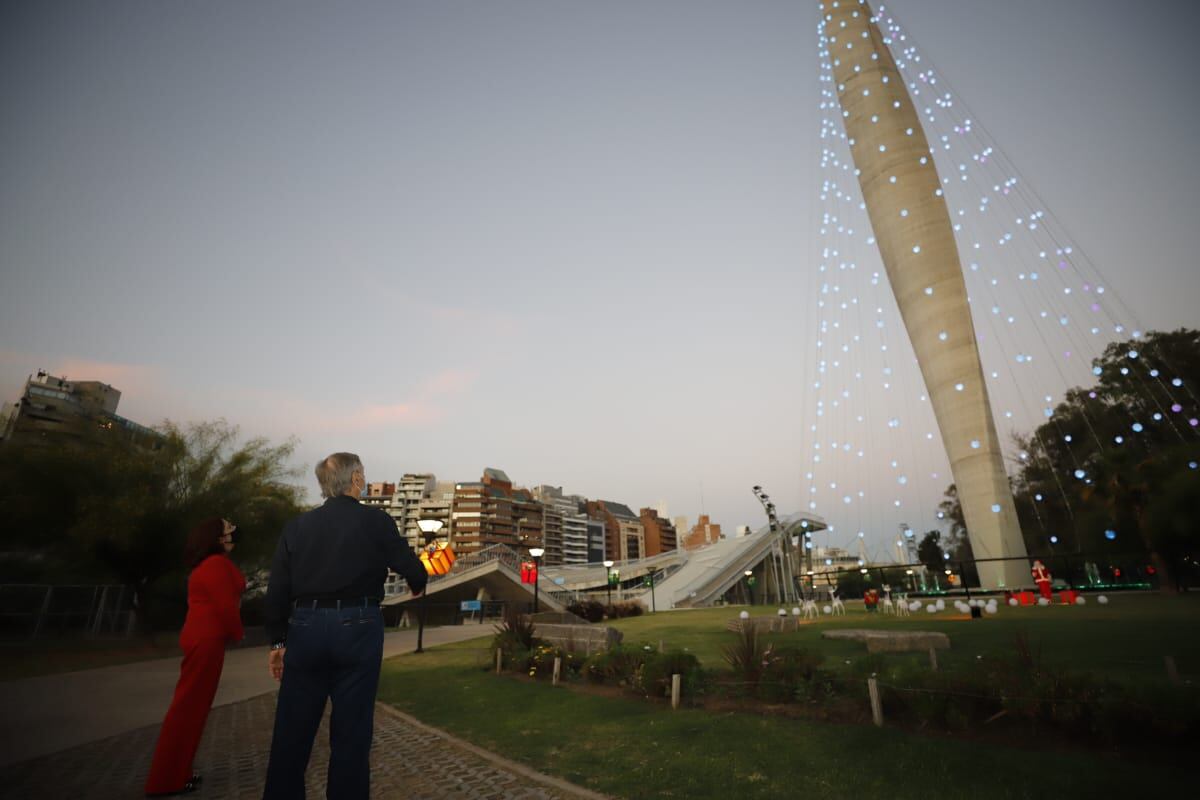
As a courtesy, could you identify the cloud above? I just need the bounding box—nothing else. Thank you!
[50,357,161,394]
[335,401,442,432]
[237,368,479,436]
[427,305,522,337]
[419,368,478,397]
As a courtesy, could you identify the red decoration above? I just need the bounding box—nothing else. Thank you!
[520,561,538,584]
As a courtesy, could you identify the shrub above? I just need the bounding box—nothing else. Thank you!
[583,644,651,686]
[492,605,538,663]
[605,601,646,619]
[566,599,606,623]
[758,646,825,703]
[722,624,767,686]
[639,649,703,698]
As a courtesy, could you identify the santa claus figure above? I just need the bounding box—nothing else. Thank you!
[1031,559,1053,600]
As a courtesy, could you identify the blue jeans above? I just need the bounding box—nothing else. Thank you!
[263,605,384,800]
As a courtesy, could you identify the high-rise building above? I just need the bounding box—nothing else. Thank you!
[681,515,723,550]
[388,474,436,548]
[451,468,544,557]
[1,370,156,446]
[586,500,643,561]
[639,508,678,557]
[586,518,606,563]
[533,486,593,565]
[362,482,396,511]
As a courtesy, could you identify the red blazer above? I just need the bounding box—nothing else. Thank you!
[180,554,246,647]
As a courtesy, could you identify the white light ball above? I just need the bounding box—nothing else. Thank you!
[926,605,937,614]
[1098,595,1109,605]
[984,605,998,615]
[739,611,750,620]
[935,599,945,610]
[778,608,787,616]
[1037,598,1050,606]
[1075,596,1086,605]
[909,601,921,612]
[792,607,801,616]
[823,605,833,614]
[1008,598,1019,607]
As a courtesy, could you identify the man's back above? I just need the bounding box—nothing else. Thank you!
[264,495,426,644]
[263,454,427,800]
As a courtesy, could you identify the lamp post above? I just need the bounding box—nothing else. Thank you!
[414,518,443,654]
[528,546,544,613]
[644,569,656,613]
[604,560,615,606]
[745,569,756,606]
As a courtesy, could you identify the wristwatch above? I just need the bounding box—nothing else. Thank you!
[271,641,286,651]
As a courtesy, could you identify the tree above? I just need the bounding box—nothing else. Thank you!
[1007,329,1200,591]
[917,530,945,574]
[936,484,980,587]
[0,420,306,628]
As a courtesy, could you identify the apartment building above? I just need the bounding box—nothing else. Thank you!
[451,468,544,557]
[681,514,724,550]
[639,507,678,557]
[586,500,644,562]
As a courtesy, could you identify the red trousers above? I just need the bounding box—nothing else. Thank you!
[1036,580,1053,600]
[145,637,225,794]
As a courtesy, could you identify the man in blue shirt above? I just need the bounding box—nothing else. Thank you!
[263,452,427,799]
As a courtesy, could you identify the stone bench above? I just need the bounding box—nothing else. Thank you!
[821,629,950,653]
[534,623,623,655]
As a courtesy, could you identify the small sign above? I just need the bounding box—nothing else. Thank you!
[554,577,566,586]
[460,600,482,611]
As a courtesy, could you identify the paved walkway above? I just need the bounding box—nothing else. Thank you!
[0,625,492,767]
[0,691,605,799]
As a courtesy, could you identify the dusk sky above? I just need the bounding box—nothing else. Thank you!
[3,0,1197,555]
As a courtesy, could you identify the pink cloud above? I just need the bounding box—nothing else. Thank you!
[338,401,442,432]
[427,305,522,337]
[419,368,478,397]
[50,358,161,395]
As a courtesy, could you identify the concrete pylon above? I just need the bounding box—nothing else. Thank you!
[821,0,1028,589]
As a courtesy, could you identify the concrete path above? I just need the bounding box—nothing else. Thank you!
[0,691,610,799]
[0,624,492,768]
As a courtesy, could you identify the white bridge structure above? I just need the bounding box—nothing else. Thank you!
[383,512,826,613]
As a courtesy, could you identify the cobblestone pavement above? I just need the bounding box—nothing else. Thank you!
[0,692,603,800]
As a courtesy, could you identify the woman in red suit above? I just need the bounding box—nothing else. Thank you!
[145,518,246,797]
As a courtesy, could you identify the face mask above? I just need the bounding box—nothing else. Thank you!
[229,527,241,545]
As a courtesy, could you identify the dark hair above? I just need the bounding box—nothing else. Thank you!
[184,517,226,569]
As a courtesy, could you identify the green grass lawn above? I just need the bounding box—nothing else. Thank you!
[605,594,1200,685]
[377,593,1198,799]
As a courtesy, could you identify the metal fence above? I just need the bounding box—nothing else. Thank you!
[0,584,135,640]
[786,550,1185,601]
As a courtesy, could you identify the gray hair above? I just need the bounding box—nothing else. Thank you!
[315,452,363,499]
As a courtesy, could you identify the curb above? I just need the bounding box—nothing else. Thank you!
[374,703,614,800]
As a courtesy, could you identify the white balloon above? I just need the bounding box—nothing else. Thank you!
[1007,598,1019,607]
[1075,597,1086,605]
[984,605,998,615]
[739,611,750,619]
[926,605,937,613]
[1037,598,1050,606]
[935,599,946,610]
[792,607,802,616]
[823,605,833,614]
[1098,595,1109,605]
[909,601,922,612]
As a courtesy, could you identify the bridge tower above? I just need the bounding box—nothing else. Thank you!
[820,0,1028,588]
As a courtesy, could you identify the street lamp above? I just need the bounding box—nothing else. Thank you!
[603,560,615,606]
[529,546,545,613]
[644,569,656,613]
[414,518,443,654]
[744,569,756,605]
